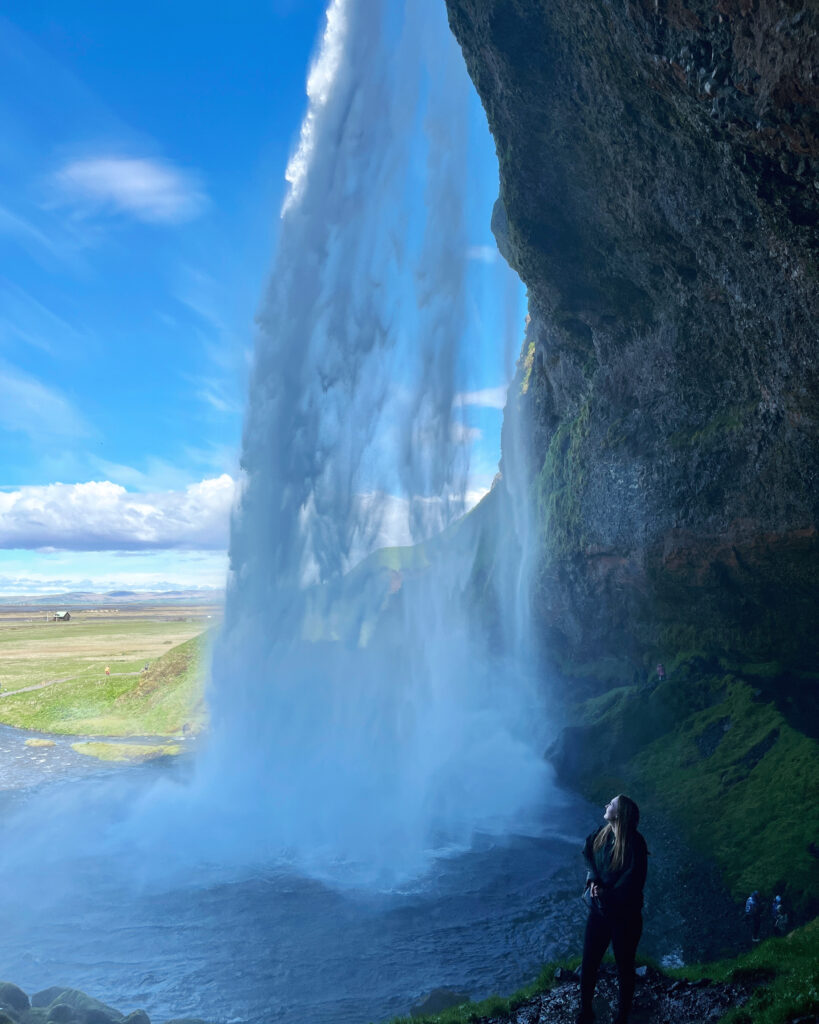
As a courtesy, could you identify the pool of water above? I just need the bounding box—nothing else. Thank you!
[0,735,739,1024]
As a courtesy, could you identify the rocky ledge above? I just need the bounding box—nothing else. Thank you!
[466,964,759,1024]
[446,0,819,679]
[0,983,211,1024]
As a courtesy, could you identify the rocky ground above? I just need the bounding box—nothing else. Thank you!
[0,983,211,1024]
[465,964,764,1024]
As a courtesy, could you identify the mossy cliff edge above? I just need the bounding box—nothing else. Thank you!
[439,4,819,1019]
[444,0,819,936]
[445,0,818,676]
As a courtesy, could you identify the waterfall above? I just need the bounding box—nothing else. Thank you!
[160,0,554,885]
[33,0,546,894]
[154,0,548,884]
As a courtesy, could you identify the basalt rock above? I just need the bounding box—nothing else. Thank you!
[0,986,30,1015]
[0,986,214,1024]
[475,964,755,1023]
[446,0,819,681]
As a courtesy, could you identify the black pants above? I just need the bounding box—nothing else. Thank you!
[580,907,643,1022]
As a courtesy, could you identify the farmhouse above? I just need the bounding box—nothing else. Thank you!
[54,611,71,622]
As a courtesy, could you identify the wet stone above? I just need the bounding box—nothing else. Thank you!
[465,965,757,1024]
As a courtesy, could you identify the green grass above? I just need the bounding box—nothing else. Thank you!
[672,918,819,1024]
[376,958,581,1024]
[0,632,208,736]
[562,670,819,911]
[377,922,819,1024]
[0,617,204,691]
[72,741,183,762]
[629,677,819,903]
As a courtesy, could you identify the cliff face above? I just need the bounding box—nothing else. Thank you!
[447,0,819,678]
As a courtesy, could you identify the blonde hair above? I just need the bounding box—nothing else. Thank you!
[593,794,640,870]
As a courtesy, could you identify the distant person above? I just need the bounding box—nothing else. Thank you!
[745,890,762,942]
[105,665,110,677]
[771,895,789,935]
[577,795,648,1024]
[656,663,666,683]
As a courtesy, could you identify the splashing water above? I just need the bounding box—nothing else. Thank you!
[2,0,553,896]
[145,0,555,884]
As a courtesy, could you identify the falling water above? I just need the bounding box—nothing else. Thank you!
[0,7,716,1020]
[167,0,554,883]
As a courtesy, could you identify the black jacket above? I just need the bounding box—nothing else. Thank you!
[582,827,647,914]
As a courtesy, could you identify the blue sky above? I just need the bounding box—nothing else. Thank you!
[0,1,521,595]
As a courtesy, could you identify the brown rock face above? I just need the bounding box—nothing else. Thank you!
[446,0,819,676]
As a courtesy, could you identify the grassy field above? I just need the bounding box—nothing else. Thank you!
[0,607,216,736]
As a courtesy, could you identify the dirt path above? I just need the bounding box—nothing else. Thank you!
[0,676,74,698]
[0,671,141,699]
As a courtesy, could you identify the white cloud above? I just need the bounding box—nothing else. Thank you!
[0,204,65,260]
[91,457,208,493]
[197,387,240,414]
[190,376,243,416]
[0,360,90,438]
[466,244,499,264]
[453,385,507,410]
[0,475,235,551]
[0,281,84,354]
[54,157,206,224]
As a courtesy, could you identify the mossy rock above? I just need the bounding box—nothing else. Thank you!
[550,666,819,916]
[45,1006,75,1024]
[82,1011,121,1024]
[30,992,121,1024]
[0,985,29,1013]
[162,1019,214,1024]
[410,989,470,1016]
[21,1011,49,1024]
[31,991,65,1010]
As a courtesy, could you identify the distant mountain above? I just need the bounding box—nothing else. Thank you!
[0,588,224,608]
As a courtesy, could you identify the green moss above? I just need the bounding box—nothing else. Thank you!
[536,400,591,556]
[556,654,638,690]
[672,919,819,1024]
[563,669,819,913]
[669,401,757,450]
[575,685,636,725]
[71,741,182,762]
[376,957,582,1024]
[519,340,536,395]
[378,920,818,1023]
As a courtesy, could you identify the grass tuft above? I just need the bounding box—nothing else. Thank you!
[72,741,183,762]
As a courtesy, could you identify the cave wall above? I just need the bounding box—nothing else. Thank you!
[446,0,819,678]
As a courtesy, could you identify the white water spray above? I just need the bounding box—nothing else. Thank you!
[157,0,555,884]
[0,0,553,895]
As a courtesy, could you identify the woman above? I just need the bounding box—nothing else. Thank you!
[577,795,647,1024]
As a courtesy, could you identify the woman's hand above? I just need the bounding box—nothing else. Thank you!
[589,883,600,899]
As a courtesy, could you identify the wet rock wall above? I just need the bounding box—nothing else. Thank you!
[446,0,819,679]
